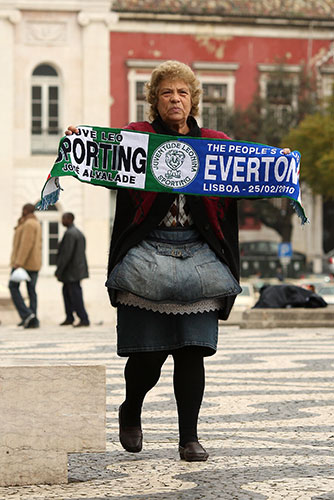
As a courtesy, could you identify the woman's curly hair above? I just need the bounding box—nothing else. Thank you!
[145,60,202,121]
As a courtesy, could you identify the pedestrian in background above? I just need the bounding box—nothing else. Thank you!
[9,203,42,328]
[56,212,90,327]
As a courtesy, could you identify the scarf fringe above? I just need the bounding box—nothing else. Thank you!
[36,187,60,211]
[290,200,309,225]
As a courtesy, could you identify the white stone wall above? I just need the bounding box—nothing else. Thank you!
[0,1,113,276]
[0,11,16,273]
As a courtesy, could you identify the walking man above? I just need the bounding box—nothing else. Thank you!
[56,212,90,327]
[9,203,42,328]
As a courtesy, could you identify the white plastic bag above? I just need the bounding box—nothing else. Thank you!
[10,267,31,282]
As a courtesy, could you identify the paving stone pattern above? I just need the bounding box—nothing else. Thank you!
[0,323,334,499]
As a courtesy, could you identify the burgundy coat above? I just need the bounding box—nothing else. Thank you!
[107,121,240,320]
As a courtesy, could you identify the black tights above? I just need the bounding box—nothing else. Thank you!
[121,347,205,447]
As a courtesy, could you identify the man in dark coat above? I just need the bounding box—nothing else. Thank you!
[56,212,90,327]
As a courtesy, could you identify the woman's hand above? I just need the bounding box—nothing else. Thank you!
[282,147,291,155]
[65,125,79,136]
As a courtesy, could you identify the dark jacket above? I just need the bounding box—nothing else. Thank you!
[56,224,89,283]
[107,120,240,320]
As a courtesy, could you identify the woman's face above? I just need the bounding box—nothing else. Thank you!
[156,78,192,131]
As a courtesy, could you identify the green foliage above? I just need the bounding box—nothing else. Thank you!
[282,98,334,198]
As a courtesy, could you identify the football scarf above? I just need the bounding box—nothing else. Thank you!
[38,125,308,223]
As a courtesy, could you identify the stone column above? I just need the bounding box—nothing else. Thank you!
[293,184,324,275]
[0,10,21,273]
[312,194,323,274]
[77,11,114,271]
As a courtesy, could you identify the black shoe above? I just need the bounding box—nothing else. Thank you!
[119,404,143,453]
[179,441,209,462]
[73,321,90,328]
[17,319,25,327]
[24,316,40,329]
[60,319,74,326]
[23,313,35,328]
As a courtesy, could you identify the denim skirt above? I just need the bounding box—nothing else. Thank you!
[117,304,219,357]
[113,227,240,357]
[107,228,241,304]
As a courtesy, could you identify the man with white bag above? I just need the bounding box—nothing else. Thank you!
[9,203,42,328]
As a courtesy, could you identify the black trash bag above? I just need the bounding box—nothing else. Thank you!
[253,284,327,309]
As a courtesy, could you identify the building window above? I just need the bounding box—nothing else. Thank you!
[316,42,334,103]
[135,81,148,122]
[39,204,60,273]
[128,74,150,122]
[202,83,228,130]
[258,64,300,124]
[320,71,334,101]
[126,61,166,123]
[48,220,59,266]
[127,69,151,122]
[31,64,61,154]
[266,79,295,123]
[193,63,238,131]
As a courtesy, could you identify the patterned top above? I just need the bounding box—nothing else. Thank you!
[159,194,194,228]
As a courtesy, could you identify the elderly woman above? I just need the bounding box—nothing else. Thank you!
[67,60,242,462]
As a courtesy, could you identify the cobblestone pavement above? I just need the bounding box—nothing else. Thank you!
[0,322,334,500]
